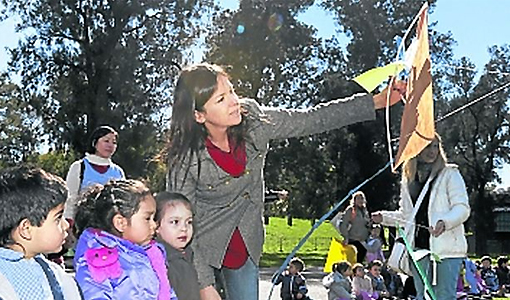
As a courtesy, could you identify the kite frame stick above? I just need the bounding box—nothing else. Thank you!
[395,3,428,64]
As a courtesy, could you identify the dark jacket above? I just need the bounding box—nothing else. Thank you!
[168,94,375,287]
[161,240,201,300]
[275,271,309,300]
[495,265,510,287]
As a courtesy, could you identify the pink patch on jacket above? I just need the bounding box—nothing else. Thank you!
[85,247,122,283]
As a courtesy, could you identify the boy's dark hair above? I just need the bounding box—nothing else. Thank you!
[75,179,150,236]
[481,255,492,264]
[368,260,383,270]
[290,257,305,272]
[154,191,194,225]
[86,125,118,154]
[0,166,67,247]
[332,261,352,274]
[497,256,508,267]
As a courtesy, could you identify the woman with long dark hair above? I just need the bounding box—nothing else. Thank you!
[166,63,405,300]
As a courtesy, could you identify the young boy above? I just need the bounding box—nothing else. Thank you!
[367,260,390,299]
[480,255,500,294]
[274,257,310,300]
[495,256,510,293]
[0,166,82,300]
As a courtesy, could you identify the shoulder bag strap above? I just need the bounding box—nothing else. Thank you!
[401,175,434,237]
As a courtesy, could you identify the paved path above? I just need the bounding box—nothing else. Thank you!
[259,267,328,300]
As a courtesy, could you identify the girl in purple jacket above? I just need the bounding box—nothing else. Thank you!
[74,180,177,300]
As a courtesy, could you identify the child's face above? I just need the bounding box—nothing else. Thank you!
[354,194,365,207]
[371,227,381,237]
[370,265,382,277]
[482,260,491,268]
[122,196,157,246]
[30,203,69,256]
[288,264,299,275]
[156,202,193,251]
[355,267,365,277]
[344,266,353,277]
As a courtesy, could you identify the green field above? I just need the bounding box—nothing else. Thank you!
[261,217,342,267]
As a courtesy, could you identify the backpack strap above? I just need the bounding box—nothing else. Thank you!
[34,257,65,300]
[79,159,85,188]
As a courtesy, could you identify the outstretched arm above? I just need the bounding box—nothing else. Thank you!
[372,80,406,109]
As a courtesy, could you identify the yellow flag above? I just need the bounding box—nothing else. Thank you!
[393,3,435,172]
[353,62,405,92]
[323,238,357,272]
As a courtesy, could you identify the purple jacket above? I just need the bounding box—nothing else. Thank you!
[74,228,173,299]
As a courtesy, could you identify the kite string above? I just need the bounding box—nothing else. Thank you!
[385,77,396,169]
[266,160,392,300]
[389,80,510,143]
[435,80,510,123]
[437,64,510,77]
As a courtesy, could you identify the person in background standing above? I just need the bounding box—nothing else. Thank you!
[64,125,125,221]
[340,191,371,263]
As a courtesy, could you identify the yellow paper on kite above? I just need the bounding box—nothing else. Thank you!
[323,238,357,272]
[353,62,405,92]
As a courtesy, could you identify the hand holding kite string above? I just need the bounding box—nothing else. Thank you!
[429,220,446,237]
[373,79,407,109]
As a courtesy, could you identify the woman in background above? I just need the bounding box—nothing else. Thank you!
[339,191,371,263]
[64,125,125,221]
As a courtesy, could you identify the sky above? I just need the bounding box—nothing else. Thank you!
[0,0,509,186]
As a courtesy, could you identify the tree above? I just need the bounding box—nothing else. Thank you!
[204,0,335,219]
[201,0,461,220]
[0,73,41,165]
[315,0,459,213]
[0,0,214,178]
[437,46,510,253]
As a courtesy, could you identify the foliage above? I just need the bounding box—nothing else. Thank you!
[26,150,78,179]
[437,46,510,253]
[205,0,321,106]
[0,74,41,165]
[0,0,215,178]
[0,0,509,256]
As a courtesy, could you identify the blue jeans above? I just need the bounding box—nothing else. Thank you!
[221,258,259,300]
[411,255,462,300]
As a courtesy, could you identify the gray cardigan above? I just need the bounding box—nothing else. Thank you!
[339,206,371,242]
[167,93,375,287]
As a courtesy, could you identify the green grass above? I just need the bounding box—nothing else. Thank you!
[261,217,342,267]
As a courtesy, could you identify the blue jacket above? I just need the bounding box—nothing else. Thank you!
[74,228,171,299]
